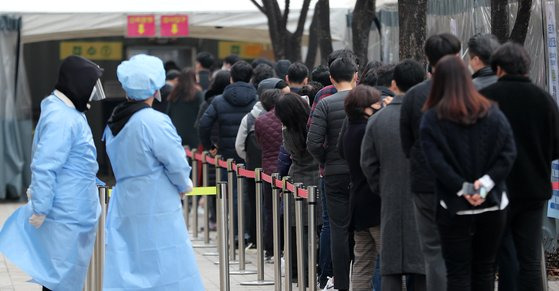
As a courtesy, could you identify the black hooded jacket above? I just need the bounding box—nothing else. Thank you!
[198,81,257,161]
[107,101,150,136]
[55,56,102,112]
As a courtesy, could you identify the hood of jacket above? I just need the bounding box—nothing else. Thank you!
[107,101,150,136]
[55,55,103,112]
[250,101,265,118]
[223,82,257,107]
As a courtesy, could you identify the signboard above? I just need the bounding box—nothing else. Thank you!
[545,0,559,102]
[218,41,273,59]
[127,15,155,37]
[547,1,559,219]
[60,42,122,61]
[160,15,189,37]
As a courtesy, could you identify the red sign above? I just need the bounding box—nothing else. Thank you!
[160,15,189,37]
[127,15,156,37]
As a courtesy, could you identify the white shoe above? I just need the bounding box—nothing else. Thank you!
[322,276,336,290]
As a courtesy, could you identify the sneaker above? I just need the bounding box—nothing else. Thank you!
[322,276,335,290]
[265,255,274,264]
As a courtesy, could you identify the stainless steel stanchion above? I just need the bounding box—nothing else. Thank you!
[226,159,238,263]
[241,168,274,286]
[191,149,200,240]
[202,152,220,254]
[294,184,305,291]
[230,164,256,275]
[96,187,107,288]
[84,186,107,291]
[283,177,293,291]
[217,182,230,291]
[202,151,215,246]
[307,186,318,291]
[192,152,216,248]
[271,173,282,291]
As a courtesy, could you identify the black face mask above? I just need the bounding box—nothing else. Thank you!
[55,56,103,112]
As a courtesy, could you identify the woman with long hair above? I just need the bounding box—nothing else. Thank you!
[338,85,383,290]
[275,92,322,284]
[167,68,204,149]
[420,55,516,291]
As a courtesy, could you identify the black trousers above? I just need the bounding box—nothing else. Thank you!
[42,287,51,291]
[324,174,351,290]
[497,200,546,291]
[437,207,506,291]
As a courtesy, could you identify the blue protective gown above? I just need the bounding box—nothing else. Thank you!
[103,108,204,291]
[0,94,101,290]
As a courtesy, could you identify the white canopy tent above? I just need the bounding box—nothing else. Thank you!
[0,0,388,44]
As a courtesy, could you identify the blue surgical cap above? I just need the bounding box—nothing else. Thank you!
[117,54,166,101]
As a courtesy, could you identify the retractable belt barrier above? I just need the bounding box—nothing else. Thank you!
[185,147,318,291]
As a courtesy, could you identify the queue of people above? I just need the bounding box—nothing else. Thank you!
[0,33,558,291]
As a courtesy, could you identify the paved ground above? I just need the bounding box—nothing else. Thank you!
[0,202,558,290]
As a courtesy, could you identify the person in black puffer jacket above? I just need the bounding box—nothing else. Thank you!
[198,61,257,162]
[198,61,257,240]
[307,56,358,291]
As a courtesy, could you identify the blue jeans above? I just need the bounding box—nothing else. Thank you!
[372,255,381,290]
[319,178,333,288]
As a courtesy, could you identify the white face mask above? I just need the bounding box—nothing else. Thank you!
[89,79,107,102]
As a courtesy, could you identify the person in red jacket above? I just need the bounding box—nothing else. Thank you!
[254,89,283,261]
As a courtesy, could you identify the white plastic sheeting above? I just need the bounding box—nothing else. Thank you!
[0,15,32,200]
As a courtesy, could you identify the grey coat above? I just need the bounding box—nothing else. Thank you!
[307,90,350,176]
[360,95,425,275]
[283,129,322,226]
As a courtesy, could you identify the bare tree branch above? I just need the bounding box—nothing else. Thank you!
[250,0,266,14]
[283,0,290,28]
[293,0,312,37]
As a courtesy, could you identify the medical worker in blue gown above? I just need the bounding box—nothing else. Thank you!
[0,55,105,291]
[103,54,204,291]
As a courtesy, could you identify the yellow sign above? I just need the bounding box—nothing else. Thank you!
[218,41,273,59]
[60,42,123,61]
[188,186,217,196]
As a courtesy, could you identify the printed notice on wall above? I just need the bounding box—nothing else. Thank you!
[546,0,559,219]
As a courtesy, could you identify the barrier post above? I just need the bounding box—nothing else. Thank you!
[294,184,305,291]
[191,149,200,239]
[217,182,230,291]
[193,152,216,249]
[241,168,274,286]
[226,159,237,262]
[271,173,282,291]
[95,187,107,288]
[84,186,107,291]
[283,177,293,291]
[215,155,222,183]
[230,164,257,275]
[307,186,318,291]
[202,151,213,245]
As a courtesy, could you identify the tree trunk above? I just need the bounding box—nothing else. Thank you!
[491,0,510,43]
[398,0,427,63]
[253,0,314,62]
[262,0,287,59]
[509,0,532,44]
[352,0,376,66]
[317,0,333,64]
[305,4,320,68]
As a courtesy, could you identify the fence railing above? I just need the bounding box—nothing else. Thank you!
[84,147,319,291]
